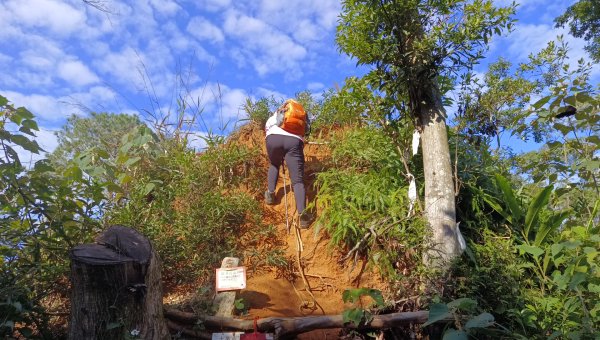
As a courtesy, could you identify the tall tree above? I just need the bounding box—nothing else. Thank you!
[49,112,143,167]
[336,0,514,268]
[555,0,600,62]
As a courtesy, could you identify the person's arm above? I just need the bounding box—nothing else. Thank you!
[265,112,278,132]
[304,114,311,137]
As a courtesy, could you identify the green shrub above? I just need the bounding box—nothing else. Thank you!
[1,96,105,338]
[242,96,278,127]
[449,229,526,329]
[104,133,269,283]
[315,126,426,278]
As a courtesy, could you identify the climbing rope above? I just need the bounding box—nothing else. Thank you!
[281,163,324,314]
[282,164,291,234]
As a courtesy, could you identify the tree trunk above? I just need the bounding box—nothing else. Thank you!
[68,225,169,340]
[416,83,461,269]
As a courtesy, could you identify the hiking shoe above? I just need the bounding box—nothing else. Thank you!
[299,212,314,229]
[264,190,275,205]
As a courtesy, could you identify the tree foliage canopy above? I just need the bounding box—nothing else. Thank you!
[336,0,515,115]
[49,112,143,167]
[555,0,600,61]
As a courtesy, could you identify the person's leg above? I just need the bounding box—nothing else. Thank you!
[283,137,306,214]
[266,135,285,193]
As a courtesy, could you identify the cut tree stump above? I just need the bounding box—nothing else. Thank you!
[68,225,169,340]
[213,257,240,317]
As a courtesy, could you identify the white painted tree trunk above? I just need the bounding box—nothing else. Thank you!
[417,85,462,268]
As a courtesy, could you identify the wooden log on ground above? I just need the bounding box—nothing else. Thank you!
[164,308,453,338]
[68,225,169,340]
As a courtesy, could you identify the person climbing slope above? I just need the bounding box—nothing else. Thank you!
[264,99,314,228]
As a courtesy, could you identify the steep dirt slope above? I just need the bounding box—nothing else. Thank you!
[231,125,387,320]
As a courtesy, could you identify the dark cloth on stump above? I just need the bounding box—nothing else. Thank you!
[266,134,306,214]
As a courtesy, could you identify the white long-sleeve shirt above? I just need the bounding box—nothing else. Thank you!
[265,112,304,142]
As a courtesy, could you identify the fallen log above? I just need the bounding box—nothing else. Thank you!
[164,308,452,338]
[166,320,211,340]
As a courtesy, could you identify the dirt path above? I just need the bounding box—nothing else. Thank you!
[240,137,386,320]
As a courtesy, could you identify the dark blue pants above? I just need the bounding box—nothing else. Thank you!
[266,134,306,214]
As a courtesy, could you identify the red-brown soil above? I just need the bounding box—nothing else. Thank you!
[165,124,389,338]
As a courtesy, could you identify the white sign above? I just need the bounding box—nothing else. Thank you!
[215,266,246,291]
[212,332,244,340]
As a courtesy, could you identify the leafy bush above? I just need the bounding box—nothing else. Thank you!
[449,229,526,329]
[242,96,278,127]
[515,202,599,338]
[315,126,426,278]
[99,129,270,283]
[1,96,105,337]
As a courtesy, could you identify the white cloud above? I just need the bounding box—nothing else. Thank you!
[4,0,86,36]
[220,88,248,120]
[58,60,100,86]
[502,23,592,74]
[307,82,325,92]
[150,0,181,17]
[255,87,287,101]
[95,47,146,89]
[193,0,232,12]
[187,17,225,43]
[36,127,59,154]
[2,91,68,122]
[8,127,58,169]
[187,82,249,125]
[223,10,307,77]
[61,86,119,114]
[0,52,12,64]
[187,131,208,151]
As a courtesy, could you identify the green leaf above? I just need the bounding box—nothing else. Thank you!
[553,123,571,135]
[143,182,156,196]
[105,182,123,193]
[0,95,8,106]
[534,211,568,247]
[447,298,477,312]
[465,312,494,329]
[342,307,365,326]
[10,134,41,153]
[563,95,576,106]
[34,160,54,173]
[568,272,587,290]
[515,244,544,258]
[442,329,468,340]
[123,156,141,168]
[575,92,595,104]
[366,289,384,307]
[15,106,34,119]
[494,174,521,222]
[588,283,600,293]
[19,327,33,338]
[532,95,551,109]
[551,243,564,258]
[423,303,450,327]
[118,173,133,185]
[524,185,553,241]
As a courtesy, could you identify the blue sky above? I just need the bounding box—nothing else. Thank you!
[0,0,594,159]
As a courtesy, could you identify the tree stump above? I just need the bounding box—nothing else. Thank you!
[68,225,169,340]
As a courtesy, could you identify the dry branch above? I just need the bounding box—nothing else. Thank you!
[164,309,452,338]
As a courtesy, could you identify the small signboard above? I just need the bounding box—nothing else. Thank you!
[212,333,273,340]
[215,266,246,292]
[212,332,244,340]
